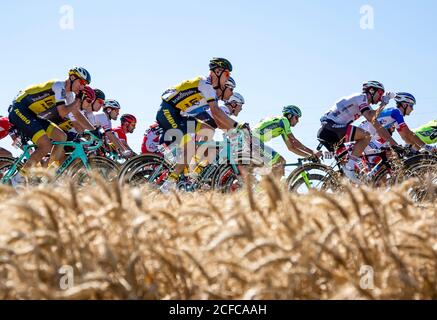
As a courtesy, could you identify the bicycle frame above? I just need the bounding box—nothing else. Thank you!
[284,159,313,188]
[1,131,102,184]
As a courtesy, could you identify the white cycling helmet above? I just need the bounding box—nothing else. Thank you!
[226,92,245,105]
[225,77,236,89]
[69,67,91,84]
[104,99,121,109]
[395,92,416,105]
[363,80,385,92]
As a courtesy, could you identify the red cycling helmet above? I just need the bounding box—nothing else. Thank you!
[81,86,96,103]
[121,114,137,125]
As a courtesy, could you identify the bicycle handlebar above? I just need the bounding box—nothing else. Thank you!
[52,129,103,151]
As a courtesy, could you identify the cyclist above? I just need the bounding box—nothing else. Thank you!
[359,92,432,153]
[0,116,13,157]
[253,105,321,179]
[157,57,247,192]
[94,99,133,158]
[141,121,163,154]
[8,67,91,180]
[59,86,97,140]
[185,88,244,130]
[317,81,398,183]
[112,114,137,155]
[414,120,437,146]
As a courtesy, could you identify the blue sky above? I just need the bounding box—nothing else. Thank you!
[1,0,436,162]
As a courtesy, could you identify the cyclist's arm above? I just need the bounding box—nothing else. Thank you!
[209,101,237,130]
[284,133,314,157]
[71,120,85,134]
[105,131,127,152]
[362,109,397,146]
[71,110,95,131]
[398,127,425,150]
[57,97,81,119]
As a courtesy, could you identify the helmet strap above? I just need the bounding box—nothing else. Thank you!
[212,69,225,90]
[69,76,78,92]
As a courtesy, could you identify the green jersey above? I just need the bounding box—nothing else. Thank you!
[414,120,437,144]
[254,116,292,143]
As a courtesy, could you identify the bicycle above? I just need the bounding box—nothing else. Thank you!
[0,130,119,187]
[118,128,262,192]
[286,139,437,195]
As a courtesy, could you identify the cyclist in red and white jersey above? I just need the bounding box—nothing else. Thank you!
[317,81,398,182]
[0,116,13,157]
[112,114,137,156]
[141,121,163,154]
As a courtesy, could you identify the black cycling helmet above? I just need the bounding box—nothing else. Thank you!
[93,89,106,100]
[209,57,233,72]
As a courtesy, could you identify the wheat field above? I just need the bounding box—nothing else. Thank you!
[0,176,435,300]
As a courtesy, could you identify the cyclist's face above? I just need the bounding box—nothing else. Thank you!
[403,102,414,116]
[110,108,119,120]
[222,87,234,101]
[71,77,87,94]
[230,102,242,116]
[290,115,299,127]
[125,122,136,133]
[213,67,231,89]
[92,99,104,112]
[373,89,384,103]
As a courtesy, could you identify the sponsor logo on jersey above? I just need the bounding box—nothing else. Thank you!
[30,93,51,103]
[14,109,31,125]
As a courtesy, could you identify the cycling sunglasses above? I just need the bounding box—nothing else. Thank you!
[79,78,89,86]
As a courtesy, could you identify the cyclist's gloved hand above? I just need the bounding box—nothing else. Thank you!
[381,92,395,105]
[82,86,96,103]
[420,145,435,153]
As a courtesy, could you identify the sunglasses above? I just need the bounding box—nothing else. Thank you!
[79,78,89,86]
[95,98,105,105]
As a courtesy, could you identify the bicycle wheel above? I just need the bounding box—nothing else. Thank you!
[288,173,330,193]
[399,154,437,201]
[67,156,120,186]
[286,163,341,193]
[0,157,21,186]
[118,154,172,188]
[212,164,244,193]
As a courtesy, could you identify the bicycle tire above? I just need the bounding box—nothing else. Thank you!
[118,154,172,188]
[66,156,120,185]
[286,163,340,192]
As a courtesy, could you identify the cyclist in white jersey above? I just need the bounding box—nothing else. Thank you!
[317,81,398,183]
[94,99,132,158]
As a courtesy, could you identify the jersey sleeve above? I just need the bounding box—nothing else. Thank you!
[52,82,75,105]
[358,95,371,113]
[198,79,217,103]
[390,108,407,131]
[281,118,292,141]
[95,113,112,131]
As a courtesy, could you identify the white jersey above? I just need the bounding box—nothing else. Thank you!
[322,93,371,125]
[65,110,97,134]
[94,112,112,131]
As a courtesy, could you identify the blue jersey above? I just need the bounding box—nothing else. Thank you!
[376,107,407,131]
[360,107,407,137]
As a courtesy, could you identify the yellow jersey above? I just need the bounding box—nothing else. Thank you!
[161,76,217,112]
[14,80,75,123]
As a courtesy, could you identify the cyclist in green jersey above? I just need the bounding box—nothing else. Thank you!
[253,105,321,179]
[414,120,437,145]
